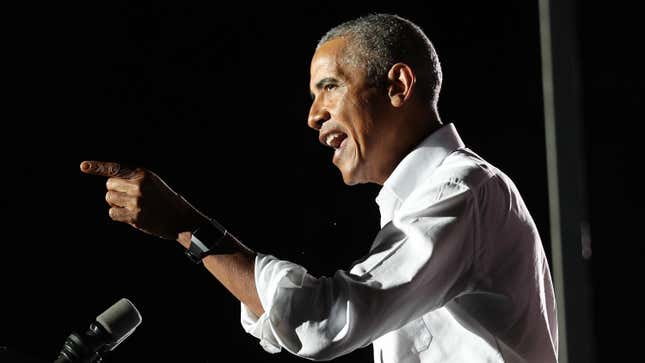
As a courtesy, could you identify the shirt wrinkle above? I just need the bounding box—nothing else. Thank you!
[240,123,558,363]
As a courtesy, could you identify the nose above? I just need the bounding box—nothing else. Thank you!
[307,98,331,131]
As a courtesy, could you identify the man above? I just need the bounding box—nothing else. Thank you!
[81,14,558,362]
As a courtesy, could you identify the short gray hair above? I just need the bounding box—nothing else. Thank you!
[318,14,442,106]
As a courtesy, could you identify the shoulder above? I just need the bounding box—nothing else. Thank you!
[436,148,499,189]
[419,148,501,196]
[398,148,512,216]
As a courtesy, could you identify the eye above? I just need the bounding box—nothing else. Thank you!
[324,83,337,91]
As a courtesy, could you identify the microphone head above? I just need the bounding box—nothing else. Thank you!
[95,298,142,350]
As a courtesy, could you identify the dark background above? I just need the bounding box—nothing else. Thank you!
[1,1,641,362]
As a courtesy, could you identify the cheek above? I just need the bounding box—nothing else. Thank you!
[338,93,377,153]
[342,106,370,138]
[351,114,375,150]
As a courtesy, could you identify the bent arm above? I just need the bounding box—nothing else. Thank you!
[244,180,479,360]
[79,160,265,317]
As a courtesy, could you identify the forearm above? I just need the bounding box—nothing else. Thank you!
[178,232,264,317]
[203,248,264,317]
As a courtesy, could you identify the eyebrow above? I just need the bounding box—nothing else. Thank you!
[310,77,339,99]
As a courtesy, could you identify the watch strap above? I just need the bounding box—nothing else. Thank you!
[185,218,228,264]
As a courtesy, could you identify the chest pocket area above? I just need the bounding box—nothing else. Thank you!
[377,317,433,362]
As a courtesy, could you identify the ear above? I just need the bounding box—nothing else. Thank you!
[387,63,416,108]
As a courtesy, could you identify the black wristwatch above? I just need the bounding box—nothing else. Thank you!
[185,218,228,264]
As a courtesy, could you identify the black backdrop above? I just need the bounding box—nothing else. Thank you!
[1,1,641,362]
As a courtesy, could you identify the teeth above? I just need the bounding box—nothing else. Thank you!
[326,134,340,147]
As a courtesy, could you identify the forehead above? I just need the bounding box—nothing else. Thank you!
[309,38,350,86]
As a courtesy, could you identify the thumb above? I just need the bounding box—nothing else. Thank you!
[80,160,136,178]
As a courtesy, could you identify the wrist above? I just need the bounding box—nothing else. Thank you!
[174,208,209,244]
[184,217,230,264]
[176,209,208,249]
[177,231,192,249]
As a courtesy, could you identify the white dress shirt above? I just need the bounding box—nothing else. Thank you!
[240,123,558,362]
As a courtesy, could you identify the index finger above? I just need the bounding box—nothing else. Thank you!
[80,160,135,178]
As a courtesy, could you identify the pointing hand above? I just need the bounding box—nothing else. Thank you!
[80,160,207,240]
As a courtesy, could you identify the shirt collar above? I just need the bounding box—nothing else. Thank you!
[375,123,465,226]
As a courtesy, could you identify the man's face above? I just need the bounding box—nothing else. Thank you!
[308,37,391,185]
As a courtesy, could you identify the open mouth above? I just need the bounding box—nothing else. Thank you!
[325,132,348,149]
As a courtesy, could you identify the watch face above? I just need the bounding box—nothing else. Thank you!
[190,233,211,254]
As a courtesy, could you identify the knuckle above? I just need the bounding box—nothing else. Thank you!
[109,164,120,175]
[137,170,148,183]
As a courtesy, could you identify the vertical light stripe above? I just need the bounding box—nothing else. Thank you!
[538,0,568,361]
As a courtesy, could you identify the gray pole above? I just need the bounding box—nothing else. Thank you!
[538,0,595,362]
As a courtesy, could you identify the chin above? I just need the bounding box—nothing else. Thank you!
[337,168,354,185]
[342,176,360,186]
[339,168,366,186]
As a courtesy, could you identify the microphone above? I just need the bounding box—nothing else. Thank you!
[54,298,142,363]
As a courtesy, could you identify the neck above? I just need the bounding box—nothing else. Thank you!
[373,109,442,185]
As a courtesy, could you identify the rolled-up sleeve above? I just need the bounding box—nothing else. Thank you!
[241,179,480,360]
